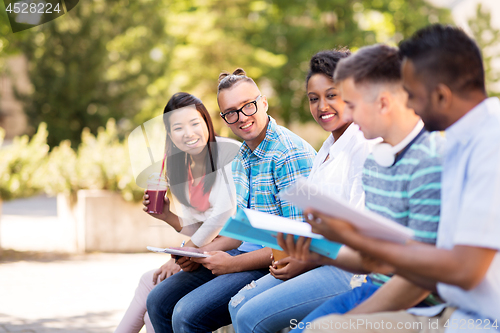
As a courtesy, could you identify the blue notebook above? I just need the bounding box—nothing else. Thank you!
[219,207,342,259]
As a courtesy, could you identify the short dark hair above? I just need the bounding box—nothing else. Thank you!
[399,24,486,94]
[163,92,217,208]
[334,44,402,85]
[306,48,351,85]
[217,68,256,96]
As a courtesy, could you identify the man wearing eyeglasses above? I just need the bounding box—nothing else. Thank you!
[215,68,317,269]
[146,68,316,333]
[219,94,264,142]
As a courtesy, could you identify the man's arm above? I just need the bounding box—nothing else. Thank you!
[390,267,439,292]
[277,234,369,274]
[200,236,242,252]
[359,253,437,292]
[172,237,242,272]
[225,247,273,272]
[348,275,431,315]
[306,210,497,290]
[387,244,496,291]
[176,236,242,254]
[326,244,368,274]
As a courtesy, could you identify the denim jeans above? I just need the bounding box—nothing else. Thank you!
[229,265,354,333]
[146,249,268,333]
[291,280,380,333]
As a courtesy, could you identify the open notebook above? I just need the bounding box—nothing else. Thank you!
[279,178,415,244]
[219,207,343,259]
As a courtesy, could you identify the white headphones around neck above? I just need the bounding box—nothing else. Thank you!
[372,120,424,167]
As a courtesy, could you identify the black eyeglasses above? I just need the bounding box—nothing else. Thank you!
[220,95,262,124]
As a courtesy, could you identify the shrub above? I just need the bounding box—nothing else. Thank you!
[0,123,49,201]
[44,119,143,203]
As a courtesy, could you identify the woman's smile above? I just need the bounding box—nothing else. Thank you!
[319,112,337,122]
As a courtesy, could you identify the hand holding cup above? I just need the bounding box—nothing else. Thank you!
[143,189,171,220]
[143,173,170,218]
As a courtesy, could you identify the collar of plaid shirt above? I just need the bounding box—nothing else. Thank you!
[233,115,315,216]
[238,116,276,161]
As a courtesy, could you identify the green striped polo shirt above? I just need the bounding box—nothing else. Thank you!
[362,129,445,285]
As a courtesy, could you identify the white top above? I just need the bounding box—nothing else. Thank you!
[169,136,241,247]
[307,123,377,209]
[408,98,500,332]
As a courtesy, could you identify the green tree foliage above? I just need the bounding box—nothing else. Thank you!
[4,0,451,145]
[275,0,449,123]
[13,0,172,147]
[0,1,30,72]
[44,119,143,203]
[150,0,450,127]
[0,2,14,56]
[469,3,500,98]
[0,118,141,202]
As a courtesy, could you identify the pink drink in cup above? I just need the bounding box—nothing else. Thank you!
[147,173,168,214]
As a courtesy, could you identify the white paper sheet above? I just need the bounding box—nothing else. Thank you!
[243,208,323,239]
[279,178,414,243]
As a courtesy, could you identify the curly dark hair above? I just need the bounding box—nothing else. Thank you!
[306,48,351,86]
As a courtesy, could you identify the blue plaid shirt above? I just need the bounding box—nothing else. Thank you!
[232,117,316,251]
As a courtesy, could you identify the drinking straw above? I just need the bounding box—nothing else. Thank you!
[140,124,155,165]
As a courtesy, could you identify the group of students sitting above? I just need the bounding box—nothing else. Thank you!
[115,24,500,333]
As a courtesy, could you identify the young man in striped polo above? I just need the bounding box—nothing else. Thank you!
[279,44,445,332]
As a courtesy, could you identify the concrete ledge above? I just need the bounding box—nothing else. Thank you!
[0,192,188,254]
[64,190,189,253]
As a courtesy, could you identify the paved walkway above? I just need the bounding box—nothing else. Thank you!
[0,251,168,333]
[0,196,167,332]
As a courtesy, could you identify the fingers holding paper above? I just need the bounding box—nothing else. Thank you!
[277,233,307,260]
[175,256,201,271]
[304,208,358,244]
[180,260,201,272]
[191,251,233,276]
[277,233,328,265]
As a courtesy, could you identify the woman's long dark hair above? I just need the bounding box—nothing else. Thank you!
[163,92,218,208]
